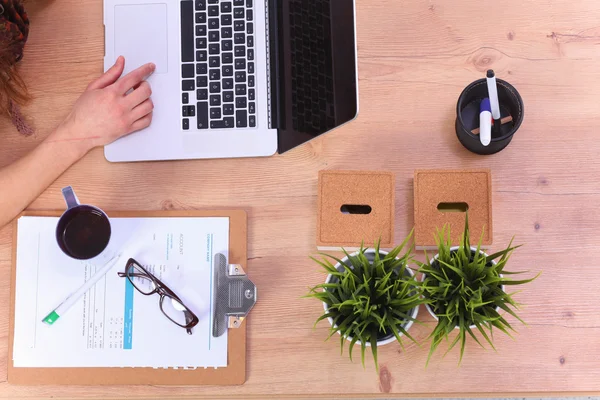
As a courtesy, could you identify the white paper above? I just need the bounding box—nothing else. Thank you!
[13,216,229,368]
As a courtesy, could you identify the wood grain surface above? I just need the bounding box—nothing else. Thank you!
[0,0,599,398]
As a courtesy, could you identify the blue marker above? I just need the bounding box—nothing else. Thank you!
[479,98,492,146]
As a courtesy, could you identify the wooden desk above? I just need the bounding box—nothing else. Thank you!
[1,0,599,398]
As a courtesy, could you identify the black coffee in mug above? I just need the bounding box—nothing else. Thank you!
[56,187,111,260]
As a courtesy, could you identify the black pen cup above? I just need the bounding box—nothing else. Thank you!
[455,78,524,155]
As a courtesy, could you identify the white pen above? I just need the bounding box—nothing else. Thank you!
[479,98,492,146]
[486,69,501,121]
[42,253,123,325]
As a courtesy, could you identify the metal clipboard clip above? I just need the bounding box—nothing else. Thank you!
[212,253,257,338]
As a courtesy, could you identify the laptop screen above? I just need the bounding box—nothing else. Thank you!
[272,0,358,153]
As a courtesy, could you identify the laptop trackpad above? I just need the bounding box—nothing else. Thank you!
[114,4,168,74]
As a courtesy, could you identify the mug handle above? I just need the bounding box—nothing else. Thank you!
[62,186,80,210]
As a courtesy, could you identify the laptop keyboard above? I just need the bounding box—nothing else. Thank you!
[180,0,257,130]
[289,0,335,134]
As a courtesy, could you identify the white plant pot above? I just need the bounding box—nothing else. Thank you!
[422,246,504,329]
[322,249,419,347]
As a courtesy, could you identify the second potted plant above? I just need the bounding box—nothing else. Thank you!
[418,215,540,364]
[307,233,428,371]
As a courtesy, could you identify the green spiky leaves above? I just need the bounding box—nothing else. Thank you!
[417,214,540,365]
[306,232,428,372]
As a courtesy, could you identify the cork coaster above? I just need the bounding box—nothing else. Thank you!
[414,169,492,249]
[317,170,395,251]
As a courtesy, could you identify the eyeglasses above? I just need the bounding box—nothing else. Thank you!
[118,258,199,335]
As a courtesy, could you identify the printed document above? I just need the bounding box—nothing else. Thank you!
[13,216,229,368]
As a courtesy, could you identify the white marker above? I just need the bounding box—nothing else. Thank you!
[42,253,123,325]
[479,98,492,146]
[486,70,501,120]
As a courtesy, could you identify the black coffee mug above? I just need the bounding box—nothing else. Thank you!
[56,186,112,260]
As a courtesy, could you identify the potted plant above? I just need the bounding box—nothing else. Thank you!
[306,233,428,371]
[418,214,540,364]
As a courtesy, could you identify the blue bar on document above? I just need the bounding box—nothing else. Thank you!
[123,279,134,350]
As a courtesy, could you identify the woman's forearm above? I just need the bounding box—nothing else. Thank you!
[0,58,155,229]
[0,125,90,228]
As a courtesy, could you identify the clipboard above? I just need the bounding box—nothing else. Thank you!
[8,210,249,385]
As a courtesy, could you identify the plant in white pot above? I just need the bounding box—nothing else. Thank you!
[417,214,540,364]
[307,234,428,371]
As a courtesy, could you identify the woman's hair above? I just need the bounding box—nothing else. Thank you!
[0,39,29,115]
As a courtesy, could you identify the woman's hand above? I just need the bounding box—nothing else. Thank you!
[49,56,156,154]
[0,57,156,228]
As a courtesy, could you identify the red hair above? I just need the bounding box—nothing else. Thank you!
[0,0,31,132]
[0,39,29,114]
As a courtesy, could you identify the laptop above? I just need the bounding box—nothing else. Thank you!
[103,0,359,162]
